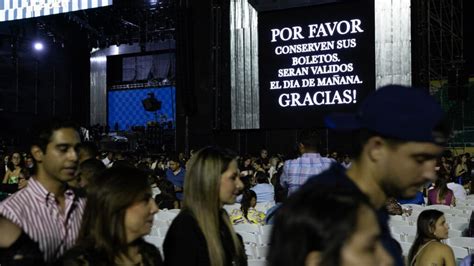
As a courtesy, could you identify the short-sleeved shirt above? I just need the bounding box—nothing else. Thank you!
[303,163,404,266]
[251,183,275,203]
[166,168,186,200]
[0,178,86,263]
[280,153,334,196]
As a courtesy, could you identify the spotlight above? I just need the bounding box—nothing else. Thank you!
[33,42,44,51]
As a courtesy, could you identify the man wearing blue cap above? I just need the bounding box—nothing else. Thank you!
[303,85,451,266]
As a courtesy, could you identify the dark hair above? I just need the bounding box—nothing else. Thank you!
[408,209,444,263]
[297,129,321,150]
[434,175,450,199]
[30,118,79,153]
[255,171,269,184]
[155,179,176,209]
[7,152,24,172]
[76,166,153,264]
[268,185,371,266]
[78,158,106,186]
[240,190,257,220]
[352,129,406,159]
[78,142,99,159]
[19,168,31,180]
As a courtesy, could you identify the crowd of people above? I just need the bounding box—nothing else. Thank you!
[0,84,473,266]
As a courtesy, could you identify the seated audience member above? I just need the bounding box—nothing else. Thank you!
[341,154,352,169]
[230,190,265,225]
[165,155,185,202]
[408,209,455,266]
[398,188,425,205]
[428,176,455,206]
[61,167,162,266]
[2,152,24,185]
[163,147,247,266]
[17,168,31,190]
[155,178,178,210]
[385,197,404,216]
[267,186,392,266]
[76,158,106,189]
[251,172,274,203]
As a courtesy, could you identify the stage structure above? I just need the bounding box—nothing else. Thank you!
[230,0,412,129]
[0,0,113,22]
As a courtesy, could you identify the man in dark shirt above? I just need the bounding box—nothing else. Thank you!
[304,85,449,266]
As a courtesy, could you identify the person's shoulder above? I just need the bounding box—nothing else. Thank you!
[169,210,198,229]
[428,241,453,254]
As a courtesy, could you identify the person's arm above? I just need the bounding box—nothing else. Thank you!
[279,163,289,189]
[441,244,456,266]
[0,216,22,248]
[456,164,466,177]
[3,171,10,184]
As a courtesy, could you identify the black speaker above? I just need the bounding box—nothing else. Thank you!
[142,94,162,112]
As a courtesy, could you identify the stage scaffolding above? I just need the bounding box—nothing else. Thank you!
[413,0,464,94]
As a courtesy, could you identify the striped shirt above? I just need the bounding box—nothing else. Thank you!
[280,153,334,196]
[0,178,86,263]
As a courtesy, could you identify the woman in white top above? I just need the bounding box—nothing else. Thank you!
[408,209,455,266]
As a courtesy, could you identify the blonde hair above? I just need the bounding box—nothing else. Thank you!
[183,147,245,266]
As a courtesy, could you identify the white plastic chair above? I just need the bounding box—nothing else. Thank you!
[244,244,256,259]
[450,246,470,260]
[154,210,178,221]
[153,219,170,227]
[443,209,466,216]
[239,231,259,245]
[425,204,451,210]
[447,237,474,249]
[390,225,417,236]
[449,222,468,232]
[389,219,411,227]
[254,245,269,259]
[448,229,463,238]
[235,223,261,234]
[401,204,424,211]
[247,259,266,266]
[389,215,406,222]
[259,225,273,235]
[399,241,412,256]
[144,236,165,248]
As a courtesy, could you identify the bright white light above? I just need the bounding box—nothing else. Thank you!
[33,42,44,51]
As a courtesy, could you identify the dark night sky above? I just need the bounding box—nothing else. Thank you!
[465,0,474,75]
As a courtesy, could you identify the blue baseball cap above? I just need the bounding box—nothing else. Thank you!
[325,85,448,144]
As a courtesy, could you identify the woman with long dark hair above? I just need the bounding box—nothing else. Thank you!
[230,190,265,225]
[408,209,455,266]
[428,174,455,206]
[2,152,24,185]
[163,146,247,266]
[61,167,162,266]
[268,185,392,266]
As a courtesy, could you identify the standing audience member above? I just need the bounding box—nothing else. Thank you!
[2,152,24,184]
[268,186,392,266]
[304,85,448,266]
[280,129,334,196]
[408,209,455,266]
[230,190,265,225]
[428,175,455,206]
[165,156,186,203]
[76,158,106,189]
[77,142,99,163]
[163,146,247,266]
[454,154,469,184]
[251,172,274,203]
[61,167,162,266]
[0,119,85,264]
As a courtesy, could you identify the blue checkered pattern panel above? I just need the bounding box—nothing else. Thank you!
[0,0,113,22]
[108,87,176,131]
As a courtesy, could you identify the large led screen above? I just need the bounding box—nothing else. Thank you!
[258,1,375,129]
[108,87,176,131]
[0,0,113,22]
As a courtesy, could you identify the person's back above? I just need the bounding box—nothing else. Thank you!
[427,188,454,206]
